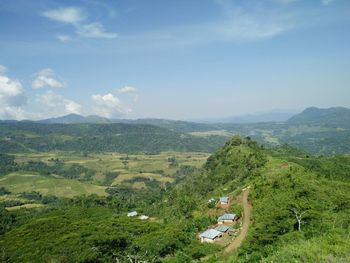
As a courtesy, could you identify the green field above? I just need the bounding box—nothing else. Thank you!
[0,172,107,198]
[0,152,209,200]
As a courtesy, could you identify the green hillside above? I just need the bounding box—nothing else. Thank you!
[1,136,349,262]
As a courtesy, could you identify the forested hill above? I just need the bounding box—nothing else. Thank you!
[287,106,350,128]
[164,136,350,262]
[0,122,227,153]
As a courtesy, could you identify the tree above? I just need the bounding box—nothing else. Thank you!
[291,209,308,232]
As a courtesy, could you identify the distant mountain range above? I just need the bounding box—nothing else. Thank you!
[194,110,298,124]
[38,114,111,124]
[1,107,350,155]
[34,106,350,128]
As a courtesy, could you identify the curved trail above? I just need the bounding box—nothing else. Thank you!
[223,188,251,256]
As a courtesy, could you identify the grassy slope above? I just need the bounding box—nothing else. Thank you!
[0,172,107,198]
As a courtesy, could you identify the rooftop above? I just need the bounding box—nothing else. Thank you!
[214,225,230,233]
[220,197,229,203]
[200,229,222,240]
[127,211,138,217]
[218,213,236,221]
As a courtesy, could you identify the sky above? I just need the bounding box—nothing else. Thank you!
[0,0,350,120]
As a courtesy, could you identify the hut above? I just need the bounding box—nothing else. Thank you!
[199,229,223,243]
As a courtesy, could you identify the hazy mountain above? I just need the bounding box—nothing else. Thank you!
[38,114,111,124]
[287,107,350,128]
[192,110,299,124]
[37,115,219,132]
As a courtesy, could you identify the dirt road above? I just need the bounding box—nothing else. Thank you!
[223,188,251,256]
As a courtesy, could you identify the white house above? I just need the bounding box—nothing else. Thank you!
[127,211,138,217]
[199,229,223,243]
[138,215,149,220]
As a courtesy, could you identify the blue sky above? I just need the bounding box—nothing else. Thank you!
[0,0,350,120]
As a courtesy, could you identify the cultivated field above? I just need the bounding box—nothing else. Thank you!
[2,151,209,198]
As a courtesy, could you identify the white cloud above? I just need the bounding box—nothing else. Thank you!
[36,91,81,118]
[0,65,27,120]
[77,22,117,39]
[117,86,138,101]
[322,0,335,5]
[91,93,131,118]
[42,7,84,25]
[211,1,294,41]
[56,34,72,43]
[117,86,138,94]
[32,68,65,89]
[42,7,117,40]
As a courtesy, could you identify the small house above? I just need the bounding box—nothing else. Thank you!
[218,213,236,224]
[219,196,229,205]
[138,215,149,220]
[199,229,223,243]
[127,211,138,217]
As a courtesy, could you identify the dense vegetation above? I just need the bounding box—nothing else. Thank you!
[0,122,226,154]
[0,135,349,262]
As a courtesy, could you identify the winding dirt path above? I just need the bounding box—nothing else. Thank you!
[223,187,251,256]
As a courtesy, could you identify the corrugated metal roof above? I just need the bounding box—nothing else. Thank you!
[200,229,222,239]
[220,197,229,203]
[218,213,236,221]
[215,225,230,232]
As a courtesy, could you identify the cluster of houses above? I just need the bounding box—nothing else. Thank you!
[127,211,149,220]
[200,196,238,243]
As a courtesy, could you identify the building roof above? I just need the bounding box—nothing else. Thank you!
[127,211,138,217]
[138,215,149,220]
[220,197,229,203]
[218,213,236,221]
[200,229,222,239]
[215,225,230,233]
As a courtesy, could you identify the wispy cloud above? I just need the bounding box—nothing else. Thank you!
[77,22,117,39]
[32,68,65,89]
[42,7,117,40]
[322,0,335,6]
[124,0,296,48]
[117,86,138,101]
[56,34,72,43]
[42,7,84,25]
